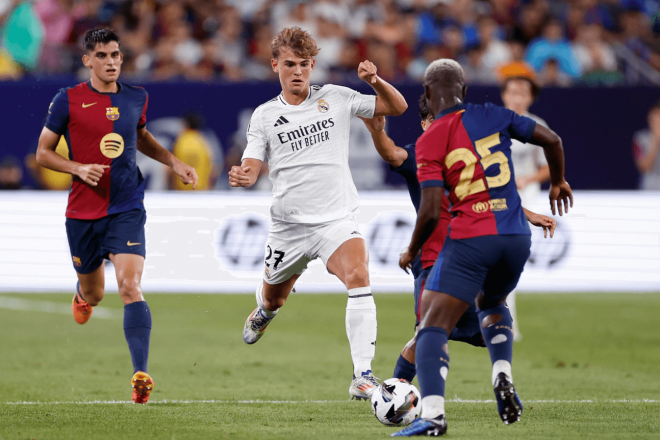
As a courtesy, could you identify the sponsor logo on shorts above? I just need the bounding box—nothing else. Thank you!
[351,231,361,235]
[127,241,141,246]
[72,256,82,267]
[472,198,508,213]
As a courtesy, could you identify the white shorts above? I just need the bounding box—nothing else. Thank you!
[263,214,363,284]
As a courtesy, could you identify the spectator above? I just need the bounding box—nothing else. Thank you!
[633,102,660,190]
[0,156,23,190]
[170,113,218,191]
[526,18,582,79]
[478,15,511,71]
[151,37,182,81]
[537,57,573,86]
[573,23,617,74]
[25,137,71,190]
[512,4,547,46]
[620,7,660,72]
[497,39,536,81]
[407,44,446,82]
[460,44,498,84]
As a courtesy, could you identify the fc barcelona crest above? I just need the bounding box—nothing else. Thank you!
[106,107,120,121]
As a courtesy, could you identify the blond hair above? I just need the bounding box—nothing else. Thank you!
[271,27,320,59]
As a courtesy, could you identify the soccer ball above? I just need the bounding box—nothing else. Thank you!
[371,378,421,426]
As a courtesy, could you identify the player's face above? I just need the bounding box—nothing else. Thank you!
[83,42,123,84]
[421,116,434,131]
[272,48,314,95]
[502,80,533,115]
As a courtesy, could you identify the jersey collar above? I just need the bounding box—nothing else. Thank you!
[435,103,466,119]
[87,80,122,95]
[278,87,313,106]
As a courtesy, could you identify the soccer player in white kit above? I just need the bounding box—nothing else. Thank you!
[228,27,407,400]
[501,76,551,341]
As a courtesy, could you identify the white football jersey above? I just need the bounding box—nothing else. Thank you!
[242,84,376,223]
[510,112,549,207]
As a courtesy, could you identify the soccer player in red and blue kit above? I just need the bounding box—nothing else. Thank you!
[394,59,573,436]
[361,96,557,384]
[36,29,198,404]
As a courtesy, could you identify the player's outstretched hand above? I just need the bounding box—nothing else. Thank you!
[228,165,253,188]
[527,212,557,238]
[174,160,199,189]
[77,164,109,186]
[358,60,378,84]
[549,180,573,216]
[358,115,386,133]
[398,247,414,274]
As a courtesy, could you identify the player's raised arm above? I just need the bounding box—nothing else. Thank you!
[527,124,573,216]
[358,60,407,117]
[36,126,109,187]
[359,116,408,167]
[137,127,199,189]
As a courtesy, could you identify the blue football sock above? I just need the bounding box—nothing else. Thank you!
[393,354,416,382]
[415,327,450,399]
[478,304,514,378]
[124,301,152,374]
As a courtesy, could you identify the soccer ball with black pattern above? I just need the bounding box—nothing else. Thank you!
[370,378,421,426]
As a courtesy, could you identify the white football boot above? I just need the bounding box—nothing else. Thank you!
[242,307,274,344]
[349,371,380,400]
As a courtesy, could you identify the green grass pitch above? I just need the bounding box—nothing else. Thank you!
[0,292,658,439]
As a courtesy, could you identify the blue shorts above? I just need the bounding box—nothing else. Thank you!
[415,254,484,347]
[65,209,146,274]
[427,234,531,306]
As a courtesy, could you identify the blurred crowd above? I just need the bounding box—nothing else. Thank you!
[0,0,659,85]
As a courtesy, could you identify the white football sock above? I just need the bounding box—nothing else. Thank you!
[492,360,512,386]
[346,286,377,376]
[255,283,278,318]
[421,395,445,419]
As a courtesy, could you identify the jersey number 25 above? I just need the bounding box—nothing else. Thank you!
[444,133,511,200]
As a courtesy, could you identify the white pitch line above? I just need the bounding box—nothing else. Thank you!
[0,296,121,319]
[3,399,658,405]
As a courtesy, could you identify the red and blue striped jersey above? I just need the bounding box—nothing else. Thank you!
[416,103,537,239]
[45,81,148,220]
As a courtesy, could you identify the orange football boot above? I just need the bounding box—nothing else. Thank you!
[72,285,93,324]
[131,371,155,404]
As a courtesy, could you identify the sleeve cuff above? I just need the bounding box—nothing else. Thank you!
[44,122,64,135]
[137,123,146,130]
[420,179,444,189]
[522,120,537,143]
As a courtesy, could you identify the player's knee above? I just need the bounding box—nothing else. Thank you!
[82,286,104,306]
[343,262,369,288]
[117,277,143,304]
[264,295,286,310]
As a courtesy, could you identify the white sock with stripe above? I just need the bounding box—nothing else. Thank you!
[346,286,377,376]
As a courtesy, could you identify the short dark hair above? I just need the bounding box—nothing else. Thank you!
[83,28,120,52]
[501,76,540,100]
[418,93,432,121]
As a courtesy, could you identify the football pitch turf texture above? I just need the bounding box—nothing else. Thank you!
[0,292,658,439]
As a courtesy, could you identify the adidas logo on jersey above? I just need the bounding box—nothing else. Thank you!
[274,116,290,127]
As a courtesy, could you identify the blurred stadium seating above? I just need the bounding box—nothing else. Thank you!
[1,0,660,192]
